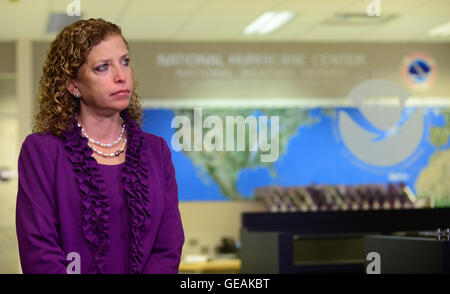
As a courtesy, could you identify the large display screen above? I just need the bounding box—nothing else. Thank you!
[142,107,450,206]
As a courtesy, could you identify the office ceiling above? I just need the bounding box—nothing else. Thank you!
[0,0,449,42]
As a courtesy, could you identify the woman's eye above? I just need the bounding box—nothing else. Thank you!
[96,58,129,72]
[96,64,108,72]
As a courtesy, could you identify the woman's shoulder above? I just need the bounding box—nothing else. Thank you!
[21,131,63,150]
[141,132,172,155]
[142,132,167,147]
[18,132,63,167]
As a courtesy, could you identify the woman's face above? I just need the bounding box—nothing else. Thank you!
[70,34,133,116]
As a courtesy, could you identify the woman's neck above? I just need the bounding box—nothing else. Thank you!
[77,111,123,143]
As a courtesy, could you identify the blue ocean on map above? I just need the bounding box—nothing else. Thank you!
[142,107,448,202]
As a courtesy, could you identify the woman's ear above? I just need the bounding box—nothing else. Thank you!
[67,80,80,98]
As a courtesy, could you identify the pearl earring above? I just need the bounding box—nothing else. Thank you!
[75,93,80,98]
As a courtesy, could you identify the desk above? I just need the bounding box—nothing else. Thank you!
[179,259,241,273]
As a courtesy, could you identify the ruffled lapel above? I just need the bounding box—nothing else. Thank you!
[62,110,151,274]
[120,110,152,274]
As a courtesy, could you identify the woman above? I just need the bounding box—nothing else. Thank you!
[16,18,184,274]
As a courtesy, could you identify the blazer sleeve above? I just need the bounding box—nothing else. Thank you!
[143,137,185,273]
[16,134,67,274]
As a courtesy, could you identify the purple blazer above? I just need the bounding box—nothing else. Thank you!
[16,110,184,274]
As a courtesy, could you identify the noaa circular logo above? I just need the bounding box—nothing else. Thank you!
[334,79,425,169]
[402,52,437,91]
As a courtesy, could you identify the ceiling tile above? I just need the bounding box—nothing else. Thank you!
[0,0,448,42]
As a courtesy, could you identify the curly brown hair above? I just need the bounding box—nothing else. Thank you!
[33,18,144,137]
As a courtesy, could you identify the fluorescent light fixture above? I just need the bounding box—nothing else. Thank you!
[244,11,295,35]
[244,12,276,34]
[429,21,450,37]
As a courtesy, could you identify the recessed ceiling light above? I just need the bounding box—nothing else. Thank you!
[46,13,82,34]
[323,12,397,25]
[244,11,295,35]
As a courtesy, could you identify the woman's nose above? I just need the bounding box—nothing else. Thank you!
[113,65,126,83]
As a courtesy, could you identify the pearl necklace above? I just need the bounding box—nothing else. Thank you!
[78,117,125,147]
[77,117,127,158]
[88,139,127,158]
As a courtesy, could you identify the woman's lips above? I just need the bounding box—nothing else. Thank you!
[111,90,130,96]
